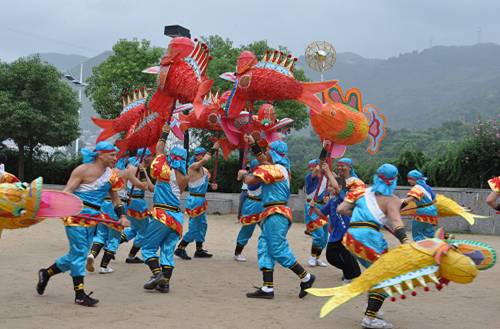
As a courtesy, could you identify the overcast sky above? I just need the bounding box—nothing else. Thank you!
[1,0,499,62]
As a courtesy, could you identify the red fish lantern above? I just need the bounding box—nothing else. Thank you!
[219,50,337,119]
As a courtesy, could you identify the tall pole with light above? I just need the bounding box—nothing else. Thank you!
[164,24,191,159]
[64,63,87,154]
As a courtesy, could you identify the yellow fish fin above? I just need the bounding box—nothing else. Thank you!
[307,286,364,318]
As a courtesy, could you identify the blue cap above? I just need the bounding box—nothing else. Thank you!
[168,146,187,175]
[372,163,398,196]
[268,140,290,170]
[308,159,319,168]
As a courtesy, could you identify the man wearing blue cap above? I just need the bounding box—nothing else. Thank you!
[338,164,408,329]
[36,141,129,306]
[402,169,438,241]
[119,148,155,263]
[174,143,219,260]
[140,123,189,293]
[240,134,315,299]
[304,158,329,267]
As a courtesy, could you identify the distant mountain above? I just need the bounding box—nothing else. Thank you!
[38,53,89,72]
[38,51,112,148]
[298,43,500,129]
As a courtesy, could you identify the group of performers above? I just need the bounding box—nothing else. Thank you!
[1,127,497,329]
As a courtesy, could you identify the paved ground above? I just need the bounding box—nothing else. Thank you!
[1,215,499,329]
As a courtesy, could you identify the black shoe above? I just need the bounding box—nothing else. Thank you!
[156,281,170,293]
[75,292,99,307]
[246,287,274,299]
[194,249,213,258]
[304,230,312,236]
[36,269,49,295]
[126,256,144,264]
[143,273,166,290]
[174,248,192,260]
[299,274,316,298]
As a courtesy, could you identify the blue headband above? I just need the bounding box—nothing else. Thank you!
[308,159,319,168]
[81,141,117,164]
[129,148,152,167]
[372,163,398,196]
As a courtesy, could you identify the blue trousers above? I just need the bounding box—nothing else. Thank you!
[92,223,121,253]
[56,226,96,277]
[182,213,207,243]
[236,223,257,246]
[347,227,388,269]
[311,225,329,250]
[412,220,436,241]
[141,219,179,267]
[123,216,150,247]
[257,214,297,270]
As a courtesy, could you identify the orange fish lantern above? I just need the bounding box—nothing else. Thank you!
[310,85,386,157]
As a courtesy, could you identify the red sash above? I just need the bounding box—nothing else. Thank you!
[306,216,328,232]
[151,207,183,236]
[185,200,208,218]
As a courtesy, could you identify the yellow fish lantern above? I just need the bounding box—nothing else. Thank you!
[309,85,386,158]
[307,238,492,318]
[0,177,83,233]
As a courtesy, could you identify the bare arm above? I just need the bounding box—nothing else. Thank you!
[156,123,170,156]
[337,200,354,216]
[321,163,340,195]
[175,170,189,192]
[125,165,150,191]
[189,153,211,171]
[386,197,405,229]
[486,191,499,210]
[62,165,84,193]
[110,190,130,227]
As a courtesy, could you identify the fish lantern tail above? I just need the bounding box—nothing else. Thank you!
[307,285,363,318]
[363,104,387,154]
[298,80,338,114]
[193,80,214,119]
[92,117,118,142]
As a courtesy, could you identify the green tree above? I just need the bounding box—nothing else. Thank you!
[85,39,164,119]
[0,56,80,180]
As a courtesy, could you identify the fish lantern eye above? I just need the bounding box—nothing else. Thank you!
[239,75,251,88]
[208,113,218,124]
[329,109,336,117]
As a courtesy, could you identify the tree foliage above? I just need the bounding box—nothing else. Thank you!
[85,39,164,119]
[0,56,80,180]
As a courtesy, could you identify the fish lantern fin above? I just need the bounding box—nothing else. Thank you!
[363,104,387,155]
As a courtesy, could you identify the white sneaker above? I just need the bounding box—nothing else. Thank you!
[361,316,393,329]
[316,259,328,267]
[86,255,95,272]
[342,279,352,285]
[99,267,114,274]
[233,254,247,262]
[308,256,317,267]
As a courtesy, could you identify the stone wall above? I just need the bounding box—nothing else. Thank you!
[45,184,499,235]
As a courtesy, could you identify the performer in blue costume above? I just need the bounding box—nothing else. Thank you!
[86,162,128,274]
[140,123,189,293]
[304,159,329,267]
[119,148,155,263]
[241,135,315,299]
[36,141,129,306]
[233,159,263,262]
[338,164,409,329]
[402,169,438,241]
[309,147,361,283]
[174,144,219,260]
